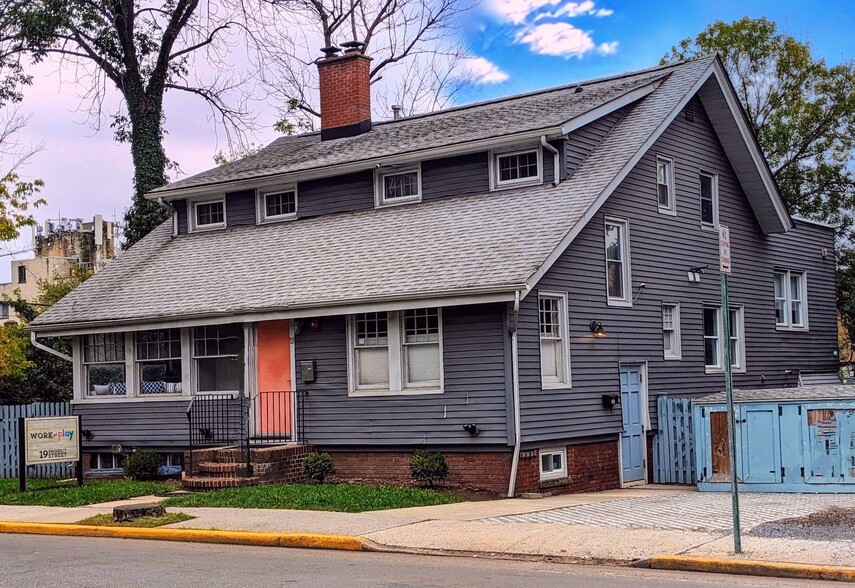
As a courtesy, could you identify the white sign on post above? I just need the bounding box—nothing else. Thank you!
[24,416,80,465]
[719,225,732,274]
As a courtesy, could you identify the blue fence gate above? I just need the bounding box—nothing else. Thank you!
[0,402,73,479]
[653,396,696,484]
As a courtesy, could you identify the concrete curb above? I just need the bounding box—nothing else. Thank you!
[646,555,855,583]
[0,522,364,552]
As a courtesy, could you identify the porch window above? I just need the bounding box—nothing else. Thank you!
[348,309,443,395]
[539,447,567,481]
[193,324,244,393]
[538,293,571,388]
[136,328,182,395]
[83,333,126,396]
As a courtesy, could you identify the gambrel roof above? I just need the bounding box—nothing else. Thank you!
[31,56,792,334]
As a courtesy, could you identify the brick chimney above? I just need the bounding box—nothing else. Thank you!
[317,44,372,141]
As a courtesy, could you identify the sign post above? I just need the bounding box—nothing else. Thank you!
[719,225,742,553]
[18,415,82,492]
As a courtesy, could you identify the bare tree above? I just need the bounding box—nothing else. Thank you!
[0,106,44,241]
[251,0,472,130]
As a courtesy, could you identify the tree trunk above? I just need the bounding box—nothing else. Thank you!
[122,95,172,248]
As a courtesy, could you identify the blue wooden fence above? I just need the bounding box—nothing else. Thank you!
[1,402,73,479]
[653,396,695,484]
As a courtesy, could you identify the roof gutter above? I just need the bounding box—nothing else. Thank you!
[146,128,566,200]
[540,136,560,186]
[30,332,72,362]
[507,290,522,498]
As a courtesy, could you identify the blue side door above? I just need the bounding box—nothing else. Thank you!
[620,366,645,483]
[738,405,782,484]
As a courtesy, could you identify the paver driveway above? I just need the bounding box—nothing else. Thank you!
[482,491,855,532]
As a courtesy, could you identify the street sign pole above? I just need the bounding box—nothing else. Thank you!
[719,225,742,554]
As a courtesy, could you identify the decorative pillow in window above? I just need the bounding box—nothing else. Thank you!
[92,384,111,396]
[141,380,167,394]
[109,382,127,395]
[164,382,182,394]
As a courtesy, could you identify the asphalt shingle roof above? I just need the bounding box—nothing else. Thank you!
[695,386,855,404]
[32,57,715,331]
[151,67,671,195]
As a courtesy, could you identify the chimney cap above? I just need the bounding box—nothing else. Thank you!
[320,45,341,57]
[340,40,366,53]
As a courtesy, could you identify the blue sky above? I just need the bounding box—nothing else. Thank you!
[1,0,853,282]
[460,0,854,102]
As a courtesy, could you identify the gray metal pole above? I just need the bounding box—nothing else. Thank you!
[721,273,742,553]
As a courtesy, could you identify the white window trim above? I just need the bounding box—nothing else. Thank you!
[662,302,682,360]
[346,309,444,397]
[539,447,567,481]
[188,196,227,232]
[656,155,676,215]
[489,147,543,191]
[699,172,719,229]
[191,325,244,396]
[134,328,185,397]
[774,269,809,331]
[604,217,632,307]
[374,164,422,207]
[256,185,298,223]
[704,305,746,374]
[538,291,572,389]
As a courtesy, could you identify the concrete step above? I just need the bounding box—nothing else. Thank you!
[181,474,260,491]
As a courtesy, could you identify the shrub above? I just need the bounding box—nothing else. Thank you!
[123,450,161,480]
[303,452,336,484]
[410,451,449,487]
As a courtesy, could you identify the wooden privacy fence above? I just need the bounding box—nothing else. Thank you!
[653,396,695,484]
[1,402,73,479]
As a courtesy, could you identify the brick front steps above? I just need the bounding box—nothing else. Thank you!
[182,444,316,491]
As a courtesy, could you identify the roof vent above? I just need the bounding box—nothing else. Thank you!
[391,105,403,120]
[574,86,584,93]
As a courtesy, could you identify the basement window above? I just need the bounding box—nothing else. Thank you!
[539,447,567,481]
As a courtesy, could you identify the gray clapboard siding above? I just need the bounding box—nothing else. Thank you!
[565,106,629,177]
[298,171,375,217]
[422,153,489,200]
[296,304,509,446]
[518,97,838,445]
[226,190,257,227]
[73,401,192,452]
[175,201,188,234]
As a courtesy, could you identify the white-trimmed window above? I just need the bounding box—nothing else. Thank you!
[604,218,631,305]
[773,270,808,329]
[539,447,567,481]
[258,187,297,222]
[538,293,571,388]
[83,333,127,396]
[89,452,125,471]
[704,305,745,372]
[662,303,681,360]
[0,302,8,319]
[348,308,443,395]
[191,198,226,231]
[375,166,421,206]
[492,148,542,189]
[699,173,718,227]
[656,156,675,214]
[192,324,244,393]
[136,329,183,395]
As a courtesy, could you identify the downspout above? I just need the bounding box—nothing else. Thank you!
[507,290,522,498]
[31,332,72,362]
[157,197,178,237]
[541,136,560,186]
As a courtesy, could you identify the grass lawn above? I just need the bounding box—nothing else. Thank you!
[0,479,171,507]
[76,512,195,528]
[163,483,460,512]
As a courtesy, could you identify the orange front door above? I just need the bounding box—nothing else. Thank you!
[256,320,293,437]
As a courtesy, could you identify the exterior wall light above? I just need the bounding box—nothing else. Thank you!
[589,320,607,337]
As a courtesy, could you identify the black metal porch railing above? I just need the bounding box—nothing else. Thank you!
[185,390,301,476]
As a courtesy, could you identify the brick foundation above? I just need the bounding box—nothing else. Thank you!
[326,439,621,496]
[184,444,315,485]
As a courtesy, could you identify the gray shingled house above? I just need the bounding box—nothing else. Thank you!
[30,50,839,494]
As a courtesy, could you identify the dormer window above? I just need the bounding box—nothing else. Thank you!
[375,165,421,207]
[258,187,297,223]
[191,198,226,232]
[491,148,542,189]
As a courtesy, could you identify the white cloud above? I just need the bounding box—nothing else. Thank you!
[488,0,561,24]
[461,57,510,84]
[598,41,619,55]
[592,8,613,16]
[554,1,595,18]
[518,22,599,58]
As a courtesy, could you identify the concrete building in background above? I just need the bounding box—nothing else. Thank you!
[0,215,117,324]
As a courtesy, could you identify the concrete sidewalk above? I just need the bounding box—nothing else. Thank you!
[1,485,853,569]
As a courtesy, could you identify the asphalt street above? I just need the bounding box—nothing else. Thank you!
[0,534,831,587]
